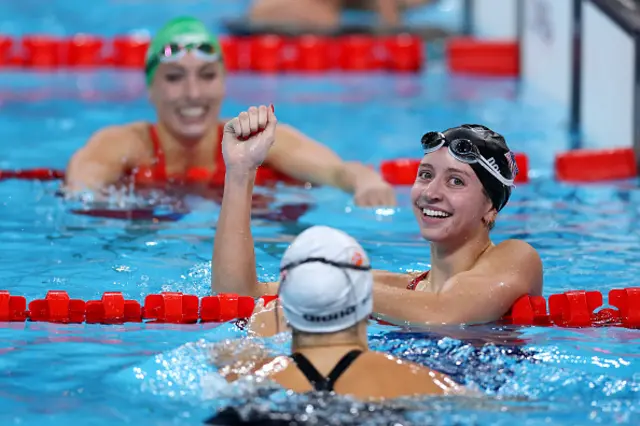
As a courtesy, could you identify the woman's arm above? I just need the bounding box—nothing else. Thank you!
[64,125,140,194]
[372,240,543,325]
[265,124,397,207]
[211,106,281,297]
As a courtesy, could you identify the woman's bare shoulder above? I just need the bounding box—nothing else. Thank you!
[355,351,467,396]
[373,269,423,288]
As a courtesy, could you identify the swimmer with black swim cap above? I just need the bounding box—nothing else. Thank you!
[371,124,543,324]
[64,16,395,207]
[213,115,542,327]
[207,107,463,402]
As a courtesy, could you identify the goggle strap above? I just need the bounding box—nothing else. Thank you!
[280,257,371,273]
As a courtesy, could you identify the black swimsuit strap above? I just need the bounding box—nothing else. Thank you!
[291,349,363,392]
[325,349,362,388]
[290,353,325,390]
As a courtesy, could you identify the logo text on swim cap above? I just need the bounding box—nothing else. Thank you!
[504,152,519,176]
[486,157,501,174]
[303,305,356,323]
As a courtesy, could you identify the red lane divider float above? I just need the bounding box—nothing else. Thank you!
[0,34,424,73]
[0,290,27,322]
[0,168,64,181]
[6,148,635,188]
[501,288,640,328]
[2,158,530,186]
[0,167,298,187]
[446,37,519,77]
[1,34,524,75]
[0,290,273,325]
[86,292,142,324]
[29,290,86,323]
[1,288,640,328]
[0,36,12,65]
[555,147,637,182]
[380,153,529,185]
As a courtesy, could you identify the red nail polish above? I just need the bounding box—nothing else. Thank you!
[270,104,275,112]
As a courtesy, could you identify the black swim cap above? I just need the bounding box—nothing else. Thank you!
[441,124,517,212]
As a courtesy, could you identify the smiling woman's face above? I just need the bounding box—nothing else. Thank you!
[410,148,494,243]
[148,53,225,141]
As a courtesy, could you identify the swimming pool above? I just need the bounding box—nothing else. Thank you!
[1,1,640,425]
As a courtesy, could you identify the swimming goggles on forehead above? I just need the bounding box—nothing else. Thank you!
[146,42,220,71]
[421,131,515,188]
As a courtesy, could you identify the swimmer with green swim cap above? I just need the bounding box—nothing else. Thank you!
[145,16,224,86]
[64,15,397,208]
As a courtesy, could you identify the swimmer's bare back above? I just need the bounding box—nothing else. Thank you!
[224,349,465,400]
[227,302,463,399]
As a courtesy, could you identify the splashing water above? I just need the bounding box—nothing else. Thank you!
[114,322,640,425]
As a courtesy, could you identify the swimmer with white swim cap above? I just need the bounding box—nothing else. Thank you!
[211,224,464,400]
[213,107,542,326]
[64,16,395,207]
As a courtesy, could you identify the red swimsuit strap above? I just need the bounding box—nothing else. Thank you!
[214,123,225,170]
[407,271,429,290]
[148,124,225,179]
[148,124,167,178]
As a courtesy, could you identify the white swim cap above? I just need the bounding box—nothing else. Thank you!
[278,226,373,334]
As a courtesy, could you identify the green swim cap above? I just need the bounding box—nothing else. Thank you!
[145,16,223,86]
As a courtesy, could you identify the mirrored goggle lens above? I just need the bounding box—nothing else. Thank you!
[421,132,446,152]
[449,139,480,162]
[159,42,217,59]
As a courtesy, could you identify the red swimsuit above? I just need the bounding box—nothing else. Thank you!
[407,271,429,290]
[130,124,299,187]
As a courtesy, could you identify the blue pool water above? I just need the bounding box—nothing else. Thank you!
[1,1,640,425]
